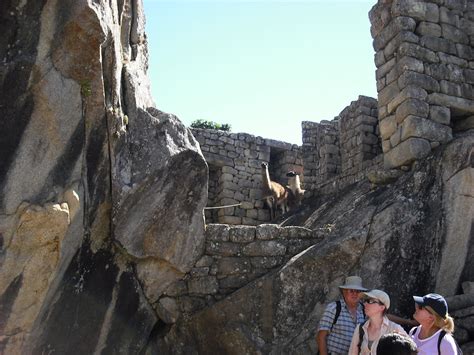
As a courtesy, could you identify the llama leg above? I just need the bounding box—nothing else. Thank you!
[266,197,275,221]
[272,200,277,220]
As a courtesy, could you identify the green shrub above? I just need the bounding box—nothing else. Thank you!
[190,119,231,132]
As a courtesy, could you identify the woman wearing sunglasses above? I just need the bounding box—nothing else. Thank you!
[410,293,458,354]
[348,289,407,354]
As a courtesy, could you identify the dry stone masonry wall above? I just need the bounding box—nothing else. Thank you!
[302,96,383,192]
[191,129,303,225]
[193,95,382,212]
[370,0,474,168]
[339,96,382,175]
[157,224,324,322]
[302,120,340,187]
[193,95,384,217]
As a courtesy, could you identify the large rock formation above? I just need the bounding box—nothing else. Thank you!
[0,0,207,353]
[1,0,473,354]
[158,133,473,354]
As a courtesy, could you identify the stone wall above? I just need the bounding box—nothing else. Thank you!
[369,0,474,168]
[302,120,340,188]
[0,1,208,353]
[339,96,382,175]
[192,1,474,211]
[191,129,303,225]
[302,96,383,192]
[157,224,324,322]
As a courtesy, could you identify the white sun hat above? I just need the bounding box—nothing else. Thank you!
[338,276,368,291]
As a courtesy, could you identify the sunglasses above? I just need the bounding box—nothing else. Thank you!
[346,289,362,294]
[364,299,383,305]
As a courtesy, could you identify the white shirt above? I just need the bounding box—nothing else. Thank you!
[410,326,457,355]
[348,316,407,355]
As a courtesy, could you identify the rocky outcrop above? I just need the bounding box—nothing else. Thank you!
[1,0,473,354]
[0,0,207,353]
[159,134,474,354]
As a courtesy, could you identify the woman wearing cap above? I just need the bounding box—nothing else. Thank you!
[410,293,457,354]
[348,290,407,355]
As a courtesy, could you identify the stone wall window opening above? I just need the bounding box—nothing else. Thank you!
[269,147,289,186]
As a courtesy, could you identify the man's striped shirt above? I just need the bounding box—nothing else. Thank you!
[318,299,365,354]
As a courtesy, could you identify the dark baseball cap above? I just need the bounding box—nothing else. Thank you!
[413,293,448,319]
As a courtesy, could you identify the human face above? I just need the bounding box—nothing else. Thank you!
[413,303,434,324]
[363,298,385,316]
[342,288,362,306]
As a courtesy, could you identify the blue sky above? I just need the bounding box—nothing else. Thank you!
[142,0,378,144]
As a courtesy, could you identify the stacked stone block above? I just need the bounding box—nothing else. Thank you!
[301,121,320,190]
[192,128,303,225]
[339,96,381,176]
[205,165,221,223]
[160,224,324,319]
[369,0,474,168]
[302,96,383,193]
[302,120,340,190]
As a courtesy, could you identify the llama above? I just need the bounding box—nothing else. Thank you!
[260,162,288,220]
[286,171,306,210]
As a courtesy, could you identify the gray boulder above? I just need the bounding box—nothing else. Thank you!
[0,1,207,354]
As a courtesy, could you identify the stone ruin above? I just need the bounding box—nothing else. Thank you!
[191,95,383,224]
[0,0,473,354]
[163,0,474,351]
[371,0,474,167]
[191,129,303,225]
[301,96,383,192]
[192,0,474,226]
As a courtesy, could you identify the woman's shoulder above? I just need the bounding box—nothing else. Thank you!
[439,331,457,353]
[385,318,408,335]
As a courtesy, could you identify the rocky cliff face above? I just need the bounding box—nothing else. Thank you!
[0,1,207,353]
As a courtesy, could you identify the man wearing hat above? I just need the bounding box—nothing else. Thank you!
[316,276,368,355]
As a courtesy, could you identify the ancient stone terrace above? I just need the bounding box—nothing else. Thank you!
[159,224,325,321]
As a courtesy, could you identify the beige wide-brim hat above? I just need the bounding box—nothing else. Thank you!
[362,289,390,309]
[338,276,368,291]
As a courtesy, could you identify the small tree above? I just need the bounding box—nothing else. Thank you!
[190,119,231,132]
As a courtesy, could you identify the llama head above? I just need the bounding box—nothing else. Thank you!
[261,162,269,168]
